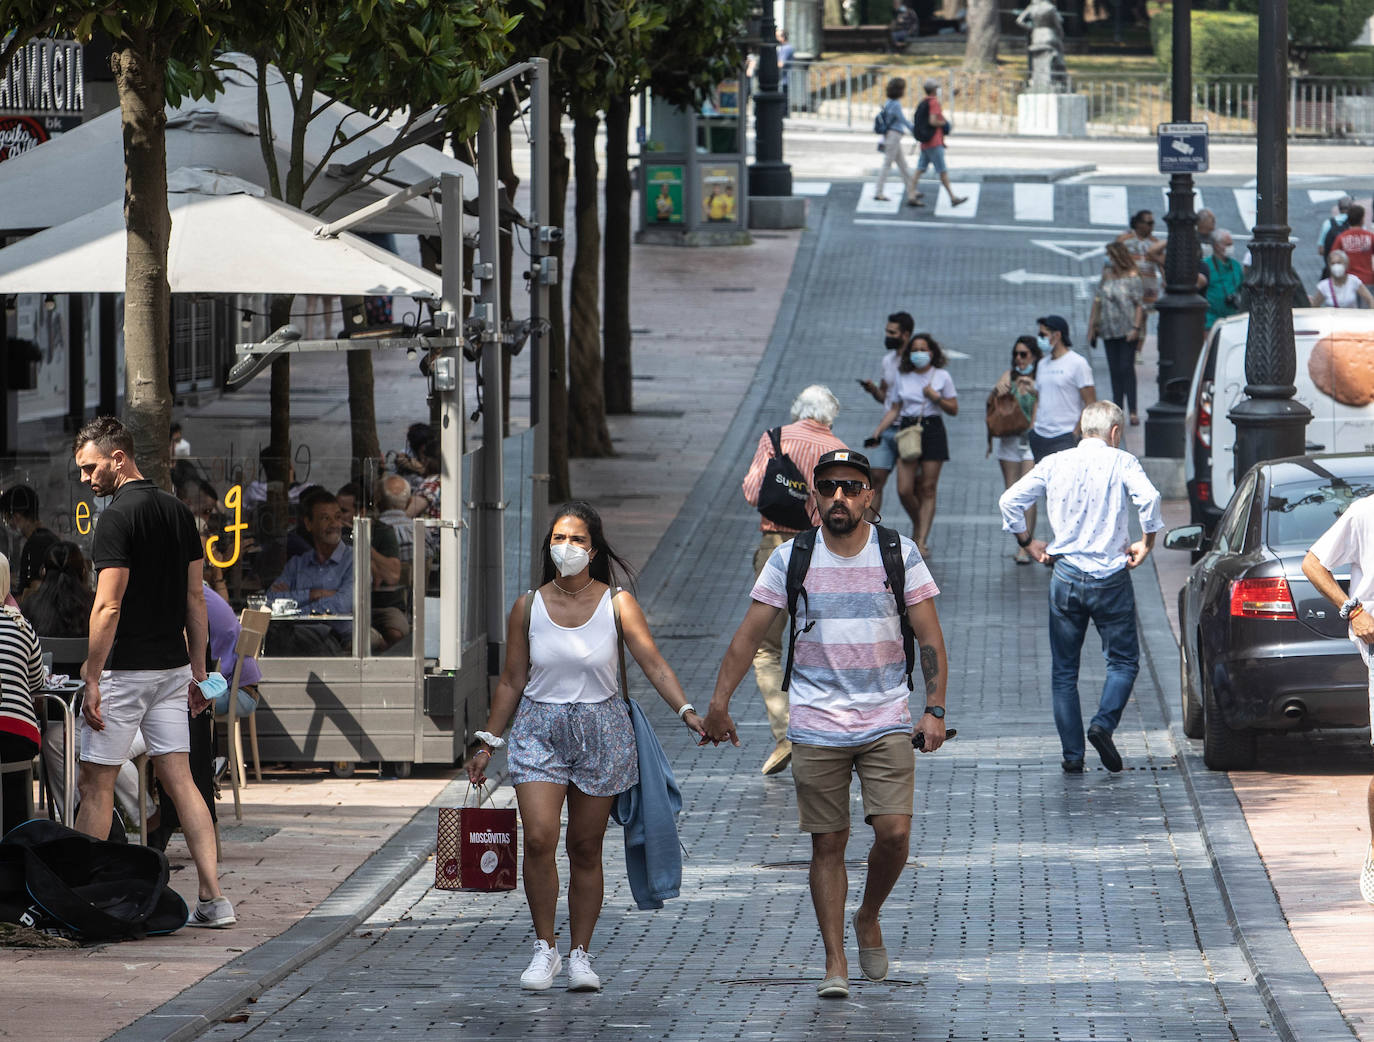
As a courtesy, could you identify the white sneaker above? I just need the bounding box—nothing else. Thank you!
[188,896,236,928]
[567,946,601,992]
[1361,849,1374,905]
[520,940,561,990]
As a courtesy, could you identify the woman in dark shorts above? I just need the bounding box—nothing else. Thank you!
[866,332,959,557]
[466,502,704,994]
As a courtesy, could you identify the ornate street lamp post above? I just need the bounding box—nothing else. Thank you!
[1144,0,1206,459]
[1229,0,1310,476]
[749,5,792,198]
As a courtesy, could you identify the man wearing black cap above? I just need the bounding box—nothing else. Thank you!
[0,485,58,599]
[704,449,949,999]
[1027,315,1096,462]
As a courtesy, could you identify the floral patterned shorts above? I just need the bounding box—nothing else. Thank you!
[508,697,639,796]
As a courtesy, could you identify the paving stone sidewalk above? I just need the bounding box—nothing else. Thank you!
[186,184,1305,1041]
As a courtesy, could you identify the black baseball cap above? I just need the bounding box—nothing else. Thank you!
[814,449,872,484]
[1037,314,1071,346]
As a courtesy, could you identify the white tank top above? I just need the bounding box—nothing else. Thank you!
[522,588,620,704]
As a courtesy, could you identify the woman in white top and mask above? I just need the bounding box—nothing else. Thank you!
[1311,249,1374,309]
[467,502,703,994]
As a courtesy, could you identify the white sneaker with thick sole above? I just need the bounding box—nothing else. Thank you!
[520,940,562,990]
[188,896,236,928]
[567,946,601,992]
[1361,849,1374,905]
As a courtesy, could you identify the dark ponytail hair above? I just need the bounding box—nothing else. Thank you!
[540,501,636,591]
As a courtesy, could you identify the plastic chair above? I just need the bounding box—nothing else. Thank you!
[214,608,270,821]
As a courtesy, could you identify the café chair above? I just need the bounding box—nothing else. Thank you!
[0,756,35,836]
[214,608,270,822]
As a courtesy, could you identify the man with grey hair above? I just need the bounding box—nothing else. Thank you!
[1202,228,1244,330]
[741,385,848,774]
[376,473,416,564]
[998,401,1163,774]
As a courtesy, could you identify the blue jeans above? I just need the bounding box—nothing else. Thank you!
[1048,561,1139,762]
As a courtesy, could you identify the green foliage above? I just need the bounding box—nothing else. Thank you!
[648,0,751,108]
[1305,49,1374,77]
[1226,0,1374,52]
[1151,6,1259,79]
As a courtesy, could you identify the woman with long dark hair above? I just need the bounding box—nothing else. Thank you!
[867,332,958,557]
[988,336,1042,564]
[20,540,93,641]
[467,502,702,993]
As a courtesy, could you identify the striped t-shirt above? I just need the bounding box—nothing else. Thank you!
[0,607,43,747]
[750,526,939,748]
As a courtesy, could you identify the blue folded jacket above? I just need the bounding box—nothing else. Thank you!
[611,698,682,910]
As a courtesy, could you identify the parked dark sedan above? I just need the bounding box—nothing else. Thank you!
[1166,454,1374,771]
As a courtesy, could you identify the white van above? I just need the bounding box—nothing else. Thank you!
[1184,307,1374,530]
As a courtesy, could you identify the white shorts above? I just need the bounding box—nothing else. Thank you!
[994,434,1033,463]
[79,666,193,765]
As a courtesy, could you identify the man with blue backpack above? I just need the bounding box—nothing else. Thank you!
[705,449,951,999]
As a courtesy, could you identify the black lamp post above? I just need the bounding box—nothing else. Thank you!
[749,6,792,198]
[1228,0,1310,475]
[1144,0,1206,459]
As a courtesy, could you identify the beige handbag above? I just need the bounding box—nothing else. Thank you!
[896,420,924,462]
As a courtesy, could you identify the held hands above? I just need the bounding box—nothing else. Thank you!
[700,704,741,747]
[682,710,707,740]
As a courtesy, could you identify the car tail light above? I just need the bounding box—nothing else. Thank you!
[1195,480,1211,506]
[1197,381,1213,449]
[1230,578,1296,619]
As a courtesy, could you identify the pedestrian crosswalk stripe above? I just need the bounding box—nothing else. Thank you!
[934,183,980,218]
[1089,185,1128,227]
[1014,183,1054,222]
[1309,189,1346,205]
[856,182,900,214]
[1232,188,1257,236]
[793,181,832,196]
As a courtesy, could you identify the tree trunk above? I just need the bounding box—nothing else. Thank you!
[547,129,572,502]
[347,350,382,477]
[265,296,294,550]
[567,113,614,459]
[113,34,173,491]
[602,94,633,415]
[963,0,1001,68]
[497,90,520,437]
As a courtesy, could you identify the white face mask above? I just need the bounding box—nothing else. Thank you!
[549,543,590,577]
[1220,244,1234,259]
[1331,263,1348,279]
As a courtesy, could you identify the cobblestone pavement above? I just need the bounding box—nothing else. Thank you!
[185,182,1307,1041]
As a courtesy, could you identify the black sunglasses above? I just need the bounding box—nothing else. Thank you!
[815,478,870,498]
[1013,350,1032,358]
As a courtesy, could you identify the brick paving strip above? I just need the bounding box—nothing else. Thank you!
[85,184,1354,1041]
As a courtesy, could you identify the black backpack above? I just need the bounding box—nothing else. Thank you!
[756,427,813,531]
[912,99,936,143]
[781,526,914,693]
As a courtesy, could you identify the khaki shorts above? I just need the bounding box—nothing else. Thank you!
[791,732,915,833]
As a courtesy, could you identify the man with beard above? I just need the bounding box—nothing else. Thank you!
[704,449,949,999]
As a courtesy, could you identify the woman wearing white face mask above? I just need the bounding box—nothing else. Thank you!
[467,501,702,995]
[1201,229,1245,331]
[1311,249,1374,308]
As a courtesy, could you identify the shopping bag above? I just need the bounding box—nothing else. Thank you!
[435,787,517,892]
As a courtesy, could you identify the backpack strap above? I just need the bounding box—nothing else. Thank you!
[875,526,916,691]
[781,528,819,693]
[610,587,630,703]
[767,425,784,459]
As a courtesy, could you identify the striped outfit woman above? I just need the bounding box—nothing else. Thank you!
[0,605,44,827]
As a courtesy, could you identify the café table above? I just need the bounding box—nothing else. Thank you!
[36,678,82,824]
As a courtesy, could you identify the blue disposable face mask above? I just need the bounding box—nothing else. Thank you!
[908,350,932,369]
[1037,335,1051,351]
[1015,364,1034,375]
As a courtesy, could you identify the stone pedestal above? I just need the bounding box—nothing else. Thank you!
[748,196,807,230]
[1017,92,1088,138]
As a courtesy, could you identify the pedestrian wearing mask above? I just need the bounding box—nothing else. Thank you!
[1088,241,1145,426]
[1026,315,1095,462]
[1201,229,1245,331]
[858,311,915,514]
[1311,249,1374,308]
[867,333,957,557]
[988,335,1041,564]
[467,502,704,994]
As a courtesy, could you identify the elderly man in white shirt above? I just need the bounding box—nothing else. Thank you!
[998,401,1163,774]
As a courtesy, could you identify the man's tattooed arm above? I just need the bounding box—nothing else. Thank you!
[920,642,939,697]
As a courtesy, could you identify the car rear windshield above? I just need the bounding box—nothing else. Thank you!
[1267,477,1374,549]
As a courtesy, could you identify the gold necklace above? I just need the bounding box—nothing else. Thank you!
[552,577,593,596]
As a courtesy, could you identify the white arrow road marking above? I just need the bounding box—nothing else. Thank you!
[856,182,900,215]
[1014,183,1054,222]
[1031,239,1106,262]
[1309,189,1348,205]
[1000,268,1098,299]
[1089,185,1128,226]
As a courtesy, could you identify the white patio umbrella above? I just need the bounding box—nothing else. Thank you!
[0,169,442,298]
[0,53,472,236]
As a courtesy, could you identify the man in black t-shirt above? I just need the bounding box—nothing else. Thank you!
[72,416,234,928]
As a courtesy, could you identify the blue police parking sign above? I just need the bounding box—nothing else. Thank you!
[1157,122,1209,174]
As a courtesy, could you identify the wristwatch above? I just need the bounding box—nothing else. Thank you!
[1340,596,1363,619]
[923,705,946,720]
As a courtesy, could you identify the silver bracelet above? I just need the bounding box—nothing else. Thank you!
[474,730,506,749]
[676,703,696,721]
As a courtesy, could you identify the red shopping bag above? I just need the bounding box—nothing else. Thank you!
[435,789,517,892]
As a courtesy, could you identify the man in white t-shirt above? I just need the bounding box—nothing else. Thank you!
[1303,498,1374,904]
[859,311,915,514]
[704,449,950,999]
[1028,314,1096,461]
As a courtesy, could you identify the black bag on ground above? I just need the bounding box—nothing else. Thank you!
[0,819,187,941]
[756,427,813,531]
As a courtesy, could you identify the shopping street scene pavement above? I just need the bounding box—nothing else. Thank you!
[7,126,1374,1041]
